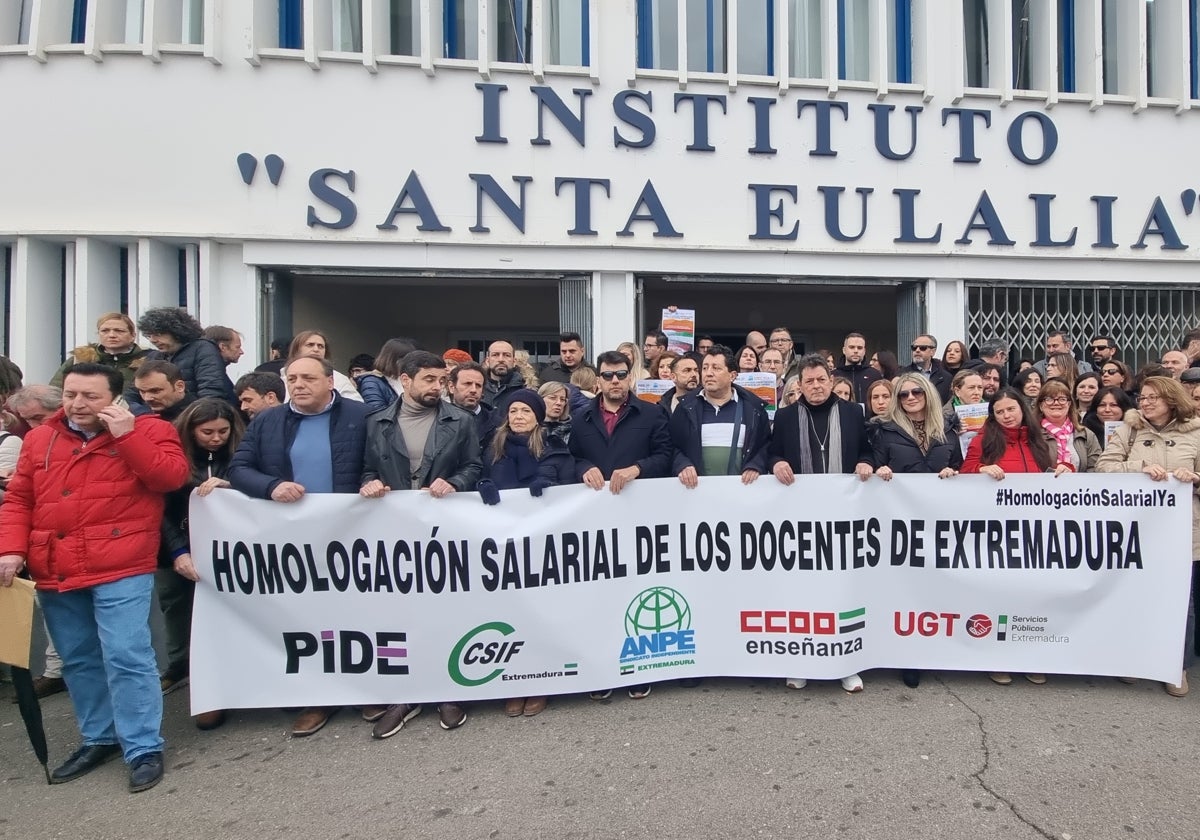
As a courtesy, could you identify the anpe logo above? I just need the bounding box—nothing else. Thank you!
[966,614,993,638]
[448,621,524,686]
[618,586,696,675]
[282,630,408,675]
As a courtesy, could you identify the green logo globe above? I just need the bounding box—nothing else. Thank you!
[624,587,691,637]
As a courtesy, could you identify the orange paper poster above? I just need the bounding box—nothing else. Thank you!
[661,308,696,354]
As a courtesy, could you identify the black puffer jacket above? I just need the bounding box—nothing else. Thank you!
[871,418,963,473]
[127,338,235,406]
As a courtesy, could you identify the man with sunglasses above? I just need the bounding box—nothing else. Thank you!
[569,350,672,701]
[1088,336,1119,368]
[903,334,951,402]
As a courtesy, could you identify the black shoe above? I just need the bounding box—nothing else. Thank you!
[50,744,122,784]
[901,669,921,688]
[677,678,703,688]
[128,752,164,793]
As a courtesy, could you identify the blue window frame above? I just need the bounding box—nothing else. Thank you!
[279,0,303,49]
[837,0,869,81]
[637,0,774,75]
[892,0,912,83]
[71,0,88,44]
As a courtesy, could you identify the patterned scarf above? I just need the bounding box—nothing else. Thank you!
[1040,418,1075,467]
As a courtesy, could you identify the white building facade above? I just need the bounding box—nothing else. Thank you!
[2,0,1199,381]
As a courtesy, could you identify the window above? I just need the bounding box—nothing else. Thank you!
[1145,0,1177,98]
[1192,0,1199,99]
[837,0,868,81]
[547,0,589,66]
[387,0,419,55]
[72,0,89,44]
[1101,0,1118,94]
[963,0,989,87]
[495,0,531,63]
[444,0,477,59]
[738,0,772,76]
[888,0,912,83]
[789,0,822,78]
[1011,0,1030,88]
[124,0,145,42]
[331,0,362,51]
[1056,0,1075,92]
[280,0,303,49]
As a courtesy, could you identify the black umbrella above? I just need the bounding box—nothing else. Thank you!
[8,665,50,783]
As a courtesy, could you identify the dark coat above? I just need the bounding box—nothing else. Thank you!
[363,399,482,492]
[228,394,369,498]
[669,385,771,476]
[483,369,526,412]
[538,359,595,385]
[481,434,575,489]
[159,448,233,566]
[833,360,882,403]
[655,385,694,419]
[569,396,672,481]
[356,374,399,413]
[902,362,952,403]
[128,338,236,407]
[871,419,963,473]
[768,398,875,474]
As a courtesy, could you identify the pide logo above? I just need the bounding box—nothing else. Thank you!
[741,608,866,657]
[282,629,409,675]
[619,586,696,675]
[448,621,579,687]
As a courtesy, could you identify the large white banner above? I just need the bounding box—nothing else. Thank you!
[189,475,1193,713]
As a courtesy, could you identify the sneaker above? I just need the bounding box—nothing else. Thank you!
[1024,673,1047,685]
[785,677,807,690]
[371,704,422,739]
[627,684,652,699]
[360,705,389,723]
[160,668,189,696]
[588,689,613,701]
[1165,672,1189,697]
[128,752,164,793]
[988,672,1013,685]
[438,703,467,730]
[841,674,864,693]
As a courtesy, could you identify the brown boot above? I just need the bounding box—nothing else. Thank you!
[195,710,226,730]
[291,706,337,736]
[504,698,525,717]
[523,697,547,716]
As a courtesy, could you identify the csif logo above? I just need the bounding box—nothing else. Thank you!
[448,621,525,686]
[282,629,409,674]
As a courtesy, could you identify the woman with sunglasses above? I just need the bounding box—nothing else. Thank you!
[872,373,962,689]
[1035,379,1100,473]
[962,386,1066,688]
[1098,360,1132,393]
[1097,376,1200,697]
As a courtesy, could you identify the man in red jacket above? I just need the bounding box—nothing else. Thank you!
[0,363,189,793]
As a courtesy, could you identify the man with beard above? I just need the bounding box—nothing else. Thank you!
[833,332,882,403]
[359,351,481,737]
[483,340,524,412]
[656,353,701,418]
[978,364,1003,400]
[768,354,873,694]
[447,361,492,440]
[903,334,952,402]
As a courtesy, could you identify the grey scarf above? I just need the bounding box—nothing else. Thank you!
[795,400,843,474]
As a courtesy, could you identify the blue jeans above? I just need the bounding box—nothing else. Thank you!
[40,574,164,763]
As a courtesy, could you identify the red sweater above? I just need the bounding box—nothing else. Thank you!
[961,425,1045,474]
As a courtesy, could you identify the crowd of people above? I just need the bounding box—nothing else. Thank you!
[1,309,1198,794]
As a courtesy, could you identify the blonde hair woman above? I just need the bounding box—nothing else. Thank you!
[616,341,650,382]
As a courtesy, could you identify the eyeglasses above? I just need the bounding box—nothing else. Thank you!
[911,344,934,351]
[770,337,792,345]
[1089,345,1111,352]
[897,389,925,400]
[1101,368,1120,375]
[599,370,630,381]
[1041,396,1070,405]
[1137,394,1161,404]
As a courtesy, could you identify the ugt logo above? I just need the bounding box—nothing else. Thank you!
[619,586,695,668]
[966,614,993,638]
[448,621,525,687]
[282,630,409,674]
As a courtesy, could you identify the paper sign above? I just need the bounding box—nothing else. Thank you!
[1104,421,1123,446]
[634,378,673,404]
[661,308,696,354]
[736,372,778,419]
[0,577,36,669]
[955,402,990,456]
